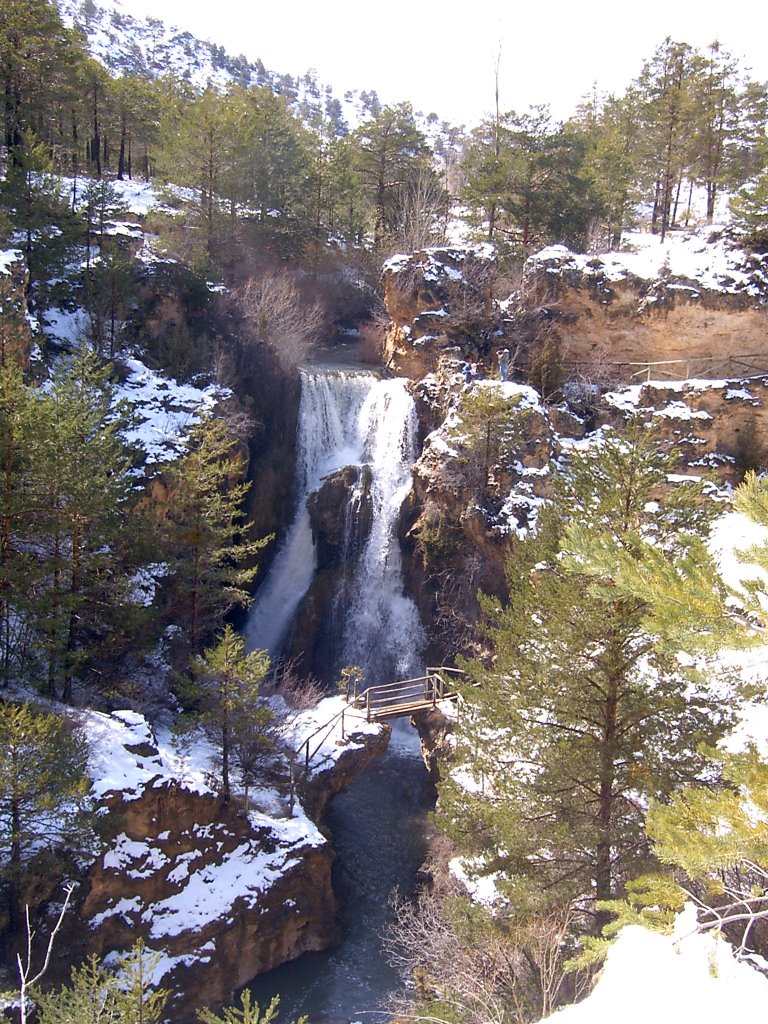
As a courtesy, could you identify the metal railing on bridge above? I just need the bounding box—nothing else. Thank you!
[293,666,466,779]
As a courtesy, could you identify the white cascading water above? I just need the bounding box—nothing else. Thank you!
[341,378,425,684]
[245,368,424,682]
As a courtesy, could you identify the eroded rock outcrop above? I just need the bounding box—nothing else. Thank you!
[382,246,497,378]
[75,705,389,1021]
[597,375,768,482]
[83,782,337,1020]
[522,240,768,377]
[401,368,563,657]
[285,465,374,683]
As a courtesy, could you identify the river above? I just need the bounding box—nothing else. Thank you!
[244,366,434,1022]
[248,724,435,1024]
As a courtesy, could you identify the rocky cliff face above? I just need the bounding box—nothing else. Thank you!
[82,781,338,1020]
[522,240,768,379]
[71,707,389,1021]
[381,246,498,379]
[283,465,374,683]
[597,375,768,481]
[381,238,768,663]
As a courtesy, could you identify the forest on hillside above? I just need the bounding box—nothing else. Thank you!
[4,0,768,292]
[3,1,768,1022]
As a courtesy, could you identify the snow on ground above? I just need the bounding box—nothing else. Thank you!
[0,248,23,275]
[278,694,386,778]
[449,855,505,909]
[84,708,211,802]
[382,243,495,281]
[709,510,768,605]
[110,179,167,217]
[40,306,90,347]
[117,357,231,465]
[535,905,768,1024]
[603,377,763,415]
[81,703,340,961]
[529,224,768,297]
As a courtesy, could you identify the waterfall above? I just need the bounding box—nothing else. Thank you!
[245,369,424,682]
[341,379,425,684]
[245,367,432,1024]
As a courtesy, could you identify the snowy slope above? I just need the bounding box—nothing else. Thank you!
[535,906,768,1024]
[56,0,383,132]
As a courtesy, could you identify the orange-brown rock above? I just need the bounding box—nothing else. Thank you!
[522,246,768,379]
[79,781,338,1021]
[596,375,768,482]
[67,707,391,1022]
[382,246,496,379]
[299,725,392,819]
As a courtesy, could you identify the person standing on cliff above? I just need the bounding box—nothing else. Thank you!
[498,348,511,382]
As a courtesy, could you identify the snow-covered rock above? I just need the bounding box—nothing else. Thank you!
[78,702,389,1018]
[522,227,768,379]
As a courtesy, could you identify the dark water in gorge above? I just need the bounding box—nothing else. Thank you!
[247,725,436,1024]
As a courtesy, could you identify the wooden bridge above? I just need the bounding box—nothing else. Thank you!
[346,666,465,721]
[294,667,465,778]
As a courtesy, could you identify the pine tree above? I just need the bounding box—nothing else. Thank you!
[0,363,40,682]
[0,702,91,931]
[198,991,299,1024]
[187,624,271,805]
[731,170,768,250]
[635,38,697,239]
[162,414,270,654]
[571,87,642,247]
[574,467,768,961]
[440,426,734,930]
[36,942,168,1024]
[29,352,135,701]
[351,102,430,248]
[462,107,599,254]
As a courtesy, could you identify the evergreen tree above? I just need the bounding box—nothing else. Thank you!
[198,991,301,1024]
[0,702,91,931]
[0,0,84,162]
[453,386,533,496]
[350,102,430,248]
[36,942,168,1024]
[29,352,135,701]
[462,107,599,254]
[440,427,733,930]
[634,39,697,240]
[162,414,269,654]
[0,133,80,300]
[157,86,231,267]
[731,169,768,250]
[0,363,42,683]
[570,87,642,248]
[188,624,272,805]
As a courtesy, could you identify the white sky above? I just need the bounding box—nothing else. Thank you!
[120,0,768,127]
